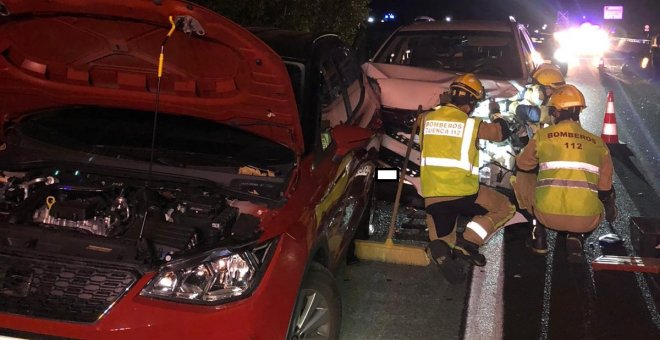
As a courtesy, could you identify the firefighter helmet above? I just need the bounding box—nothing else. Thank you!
[547,84,586,111]
[450,73,485,101]
[533,63,560,73]
[532,66,566,88]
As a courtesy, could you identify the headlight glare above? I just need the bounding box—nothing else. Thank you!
[141,240,276,304]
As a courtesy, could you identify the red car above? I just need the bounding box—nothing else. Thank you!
[0,0,381,338]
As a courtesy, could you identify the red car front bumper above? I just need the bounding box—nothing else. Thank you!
[0,236,306,339]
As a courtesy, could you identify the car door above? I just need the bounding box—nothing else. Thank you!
[311,38,377,269]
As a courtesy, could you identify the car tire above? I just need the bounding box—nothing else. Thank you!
[288,263,342,340]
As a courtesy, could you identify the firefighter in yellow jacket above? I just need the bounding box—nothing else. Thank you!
[422,74,515,280]
[497,65,566,148]
[514,84,617,259]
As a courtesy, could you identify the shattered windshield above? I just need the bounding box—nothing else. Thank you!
[14,107,295,170]
[374,30,522,78]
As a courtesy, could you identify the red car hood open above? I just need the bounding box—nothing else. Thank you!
[363,62,524,110]
[0,0,303,154]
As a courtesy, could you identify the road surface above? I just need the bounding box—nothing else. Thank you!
[339,58,660,340]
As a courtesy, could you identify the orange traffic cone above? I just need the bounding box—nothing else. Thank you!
[601,91,619,144]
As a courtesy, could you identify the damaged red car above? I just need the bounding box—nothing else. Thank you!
[0,0,381,338]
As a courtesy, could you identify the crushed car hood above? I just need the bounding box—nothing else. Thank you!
[363,62,524,110]
[0,0,303,154]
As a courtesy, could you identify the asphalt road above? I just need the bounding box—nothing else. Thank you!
[338,58,660,339]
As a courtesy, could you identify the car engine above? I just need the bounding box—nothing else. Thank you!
[0,168,247,262]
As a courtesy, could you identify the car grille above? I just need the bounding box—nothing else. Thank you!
[0,251,139,323]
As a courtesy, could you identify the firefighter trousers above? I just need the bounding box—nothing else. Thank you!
[425,185,516,246]
[510,172,603,233]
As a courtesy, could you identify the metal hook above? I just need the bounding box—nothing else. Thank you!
[175,15,205,37]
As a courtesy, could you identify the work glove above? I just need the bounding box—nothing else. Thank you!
[488,99,504,122]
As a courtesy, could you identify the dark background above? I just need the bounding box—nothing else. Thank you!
[369,0,660,36]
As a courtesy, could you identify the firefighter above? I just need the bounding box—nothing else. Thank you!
[422,74,515,281]
[513,84,617,258]
[494,65,566,148]
[501,66,566,245]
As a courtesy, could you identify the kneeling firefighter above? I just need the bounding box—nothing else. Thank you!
[495,65,566,148]
[421,74,515,280]
[513,84,618,259]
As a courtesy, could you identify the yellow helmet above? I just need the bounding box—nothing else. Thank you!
[534,63,560,73]
[450,73,485,101]
[547,84,586,111]
[532,66,566,88]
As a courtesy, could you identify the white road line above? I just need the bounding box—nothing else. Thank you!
[464,230,505,340]
[539,232,556,340]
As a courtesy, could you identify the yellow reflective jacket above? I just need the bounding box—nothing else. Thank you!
[535,121,607,216]
[420,104,481,197]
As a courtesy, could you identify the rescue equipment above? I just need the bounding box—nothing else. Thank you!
[592,255,660,274]
[355,106,429,266]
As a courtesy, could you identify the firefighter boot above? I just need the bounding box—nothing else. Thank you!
[426,239,467,284]
[603,190,618,223]
[453,234,487,267]
[528,219,548,255]
[566,233,586,263]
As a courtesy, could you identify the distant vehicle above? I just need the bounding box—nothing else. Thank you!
[650,34,660,77]
[363,19,539,203]
[618,34,658,78]
[530,32,569,76]
[553,23,610,69]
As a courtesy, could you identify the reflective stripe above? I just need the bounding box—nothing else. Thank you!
[421,157,472,171]
[466,221,488,240]
[539,161,599,174]
[537,178,599,192]
[606,102,615,114]
[461,119,477,172]
[421,118,476,173]
[602,123,617,136]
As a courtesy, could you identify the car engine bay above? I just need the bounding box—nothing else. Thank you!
[0,167,262,266]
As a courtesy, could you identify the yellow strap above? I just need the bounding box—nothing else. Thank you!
[158,16,177,78]
[157,52,164,77]
[167,16,176,37]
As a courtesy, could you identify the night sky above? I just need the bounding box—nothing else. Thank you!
[370,0,660,35]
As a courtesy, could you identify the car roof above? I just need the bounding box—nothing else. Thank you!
[397,20,514,33]
[248,27,340,61]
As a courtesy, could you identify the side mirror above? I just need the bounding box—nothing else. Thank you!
[330,125,373,159]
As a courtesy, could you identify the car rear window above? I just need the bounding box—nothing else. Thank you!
[374,30,522,78]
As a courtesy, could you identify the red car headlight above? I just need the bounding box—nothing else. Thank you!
[140,238,277,304]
